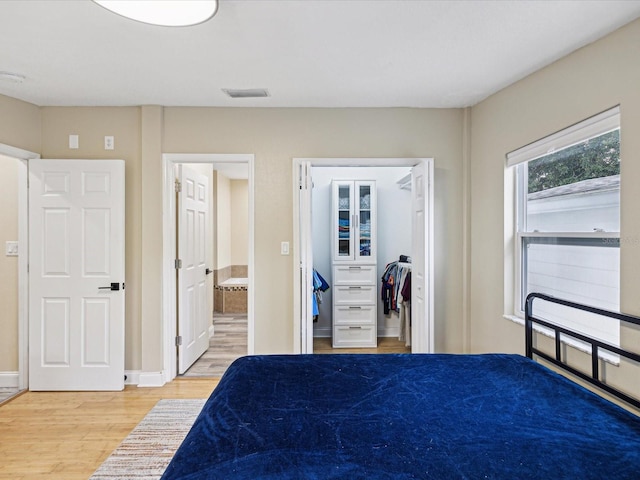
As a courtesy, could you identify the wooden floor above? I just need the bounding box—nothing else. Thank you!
[0,378,217,480]
[313,336,411,354]
[0,336,409,479]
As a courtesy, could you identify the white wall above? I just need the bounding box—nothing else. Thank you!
[311,166,412,339]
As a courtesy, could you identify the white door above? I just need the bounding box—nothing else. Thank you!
[177,165,211,373]
[29,159,125,391]
[299,161,314,353]
[411,161,433,353]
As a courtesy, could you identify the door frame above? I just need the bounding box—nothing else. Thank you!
[292,157,434,354]
[162,153,255,382]
[0,143,40,391]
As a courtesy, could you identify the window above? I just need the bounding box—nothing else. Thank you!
[507,107,621,354]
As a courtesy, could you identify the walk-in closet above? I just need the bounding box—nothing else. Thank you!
[310,166,414,351]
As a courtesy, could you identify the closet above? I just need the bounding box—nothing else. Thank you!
[310,166,414,350]
[331,180,377,347]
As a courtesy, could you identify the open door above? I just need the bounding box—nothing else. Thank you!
[299,161,314,353]
[177,164,211,373]
[29,159,125,390]
[411,161,433,353]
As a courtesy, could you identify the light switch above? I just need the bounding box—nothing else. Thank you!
[281,241,290,255]
[69,134,79,149]
[5,241,18,256]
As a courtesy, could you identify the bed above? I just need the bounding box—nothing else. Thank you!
[162,294,640,479]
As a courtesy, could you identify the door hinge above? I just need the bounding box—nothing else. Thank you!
[175,335,182,346]
[175,259,182,269]
[175,179,182,193]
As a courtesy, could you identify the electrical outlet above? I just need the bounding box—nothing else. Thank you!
[104,135,114,150]
[5,241,18,256]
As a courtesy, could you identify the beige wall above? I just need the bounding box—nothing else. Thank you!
[164,108,465,354]
[230,179,249,267]
[469,17,640,364]
[214,172,232,270]
[0,94,41,154]
[0,87,464,373]
[2,19,638,383]
[0,155,20,372]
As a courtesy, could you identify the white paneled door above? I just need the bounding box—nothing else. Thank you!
[411,161,432,353]
[29,159,125,391]
[177,165,210,374]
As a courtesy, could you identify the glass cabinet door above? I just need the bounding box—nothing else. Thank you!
[358,184,372,258]
[337,183,352,258]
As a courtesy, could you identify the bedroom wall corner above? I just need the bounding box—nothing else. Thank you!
[0,94,41,154]
[468,18,640,355]
[163,107,465,354]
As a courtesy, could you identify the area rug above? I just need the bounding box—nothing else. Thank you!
[89,399,206,480]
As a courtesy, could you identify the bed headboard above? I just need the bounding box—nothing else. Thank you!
[525,292,640,410]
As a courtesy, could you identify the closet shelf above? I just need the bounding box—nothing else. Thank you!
[397,174,411,190]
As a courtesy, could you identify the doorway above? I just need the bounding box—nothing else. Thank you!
[293,158,434,355]
[0,154,23,401]
[162,154,255,382]
[0,143,40,394]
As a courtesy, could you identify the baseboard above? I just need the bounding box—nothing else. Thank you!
[0,372,19,388]
[379,327,400,338]
[313,327,332,338]
[124,370,141,386]
[137,371,167,388]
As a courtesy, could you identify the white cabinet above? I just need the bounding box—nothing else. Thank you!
[331,180,377,348]
[332,181,376,263]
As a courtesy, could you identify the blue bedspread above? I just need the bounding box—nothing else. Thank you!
[162,354,640,479]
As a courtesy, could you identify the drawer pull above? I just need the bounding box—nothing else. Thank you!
[349,306,362,310]
[348,326,362,329]
[348,266,362,270]
[348,286,362,290]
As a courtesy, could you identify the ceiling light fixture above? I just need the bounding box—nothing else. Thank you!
[94,0,218,27]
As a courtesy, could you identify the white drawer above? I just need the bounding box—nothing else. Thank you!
[333,305,376,326]
[333,285,376,305]
[333,265,377,285]
[333,325,376,348]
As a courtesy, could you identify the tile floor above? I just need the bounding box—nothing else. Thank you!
[182,314,248,377]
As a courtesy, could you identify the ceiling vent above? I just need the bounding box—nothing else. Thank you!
[223,88,270,99]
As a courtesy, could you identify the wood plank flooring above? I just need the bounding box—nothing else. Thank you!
[313,336,411,354]
[0,328,409,479]
[0,378,217,480]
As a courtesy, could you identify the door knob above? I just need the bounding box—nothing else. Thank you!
[205,268,212,275]
[99,282,120,291]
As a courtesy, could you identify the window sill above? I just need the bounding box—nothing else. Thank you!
[503,313,620,366]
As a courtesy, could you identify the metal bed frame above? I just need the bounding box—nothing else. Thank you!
[525,292,640,410]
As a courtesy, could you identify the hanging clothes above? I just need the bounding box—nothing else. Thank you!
[398,271,411,346]
[312,269,330,321]
[382,258,412,346]
[381,259,411,314]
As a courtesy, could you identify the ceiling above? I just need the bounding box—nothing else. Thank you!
[1,0,639,108]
